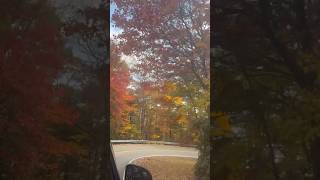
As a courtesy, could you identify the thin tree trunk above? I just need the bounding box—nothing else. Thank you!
[310,137,320,180]
[262,120,280,180]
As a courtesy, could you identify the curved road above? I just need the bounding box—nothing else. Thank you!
[112,144,199,179]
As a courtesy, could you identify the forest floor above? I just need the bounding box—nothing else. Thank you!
[133,156,196,180]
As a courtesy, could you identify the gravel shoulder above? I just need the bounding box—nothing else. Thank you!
[133,156,197,180]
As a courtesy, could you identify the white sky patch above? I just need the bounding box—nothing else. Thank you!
[110,21,123,40]
[121,54,138,69]
[110,2,122,40]
[120,54,139,90]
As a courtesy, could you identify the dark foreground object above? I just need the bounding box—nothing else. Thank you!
[125,164,152,180]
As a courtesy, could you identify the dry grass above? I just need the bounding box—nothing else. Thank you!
[132,156,196,180]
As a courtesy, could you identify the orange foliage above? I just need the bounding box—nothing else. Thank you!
[110,43,133,120]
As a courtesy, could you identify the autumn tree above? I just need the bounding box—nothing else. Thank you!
[112,0,210,178]
[0,0,79,179]
[113,0,209,88]
[110,42,134,139]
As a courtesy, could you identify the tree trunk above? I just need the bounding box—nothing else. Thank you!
[262,121,280,180]
[310,137,320,180]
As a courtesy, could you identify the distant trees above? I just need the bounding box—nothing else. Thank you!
[120,81,199,143]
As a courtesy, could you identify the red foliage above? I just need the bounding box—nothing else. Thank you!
[113,0,210,87]
[110,43,133,120]
[0,1,78,178]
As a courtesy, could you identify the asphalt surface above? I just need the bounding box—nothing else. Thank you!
[112,144,199,179]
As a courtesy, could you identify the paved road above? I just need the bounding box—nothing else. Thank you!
[112,144,199,179]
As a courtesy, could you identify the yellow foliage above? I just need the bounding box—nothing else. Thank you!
[123,124,132,131]
[150,134,161,140]
[164,82,177,92]
[173,97,184,106]
[177,115,187,125]
[119,121,133,134]
[164,95,173,101]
